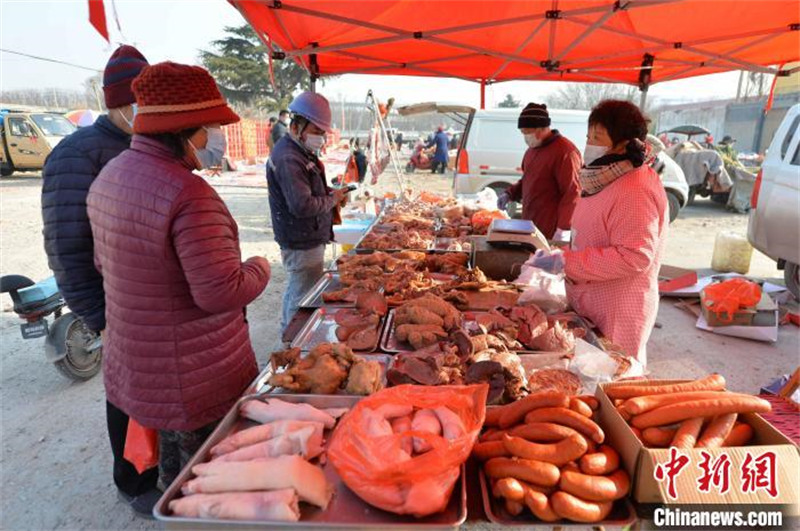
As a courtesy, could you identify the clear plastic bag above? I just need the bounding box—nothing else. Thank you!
[711,231,753,274]
[515,257,569,313]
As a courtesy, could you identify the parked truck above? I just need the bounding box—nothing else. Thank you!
[0,107,76,177]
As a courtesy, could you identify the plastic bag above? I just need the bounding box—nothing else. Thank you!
[569,339,645,394]
[515,258,569,313]
[711,231,753,274]
[328,384,488,517]
[702,277,762,324]
[471,209,507,235]
[123,418,159,474]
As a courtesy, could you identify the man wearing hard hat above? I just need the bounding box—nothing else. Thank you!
[267,92,349,333]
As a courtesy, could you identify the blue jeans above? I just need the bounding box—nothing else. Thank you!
[280,245,325,332]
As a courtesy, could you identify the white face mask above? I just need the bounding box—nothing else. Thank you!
[524,133,541,148]
[189,127,226,169]
[120,104,137,130]
[304,133,326,153]
[583,144,609,165]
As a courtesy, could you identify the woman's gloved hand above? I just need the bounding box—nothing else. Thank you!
[497,192,510,211]
[530,249,565,275]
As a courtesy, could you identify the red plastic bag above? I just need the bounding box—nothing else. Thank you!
[328,384,488,517]
[123,418,159,474]
[471,209,506,235]
[702,278,762,324]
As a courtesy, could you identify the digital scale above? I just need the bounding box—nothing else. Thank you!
[486,219,551,253]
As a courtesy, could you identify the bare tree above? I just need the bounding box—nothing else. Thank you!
[545,83,638,111]
[0,88,96,110]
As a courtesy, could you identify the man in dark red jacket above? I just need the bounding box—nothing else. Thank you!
[498,103,582,240]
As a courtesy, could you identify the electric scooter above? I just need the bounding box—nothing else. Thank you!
[0,275,102,380]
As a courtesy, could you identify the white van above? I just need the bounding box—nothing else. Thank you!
[397,102,689,221]
[747,103,800,298]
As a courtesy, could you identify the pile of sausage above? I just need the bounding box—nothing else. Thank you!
[472,390,629,523]
[609,375,772,449]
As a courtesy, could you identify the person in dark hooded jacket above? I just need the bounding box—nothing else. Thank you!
[40,45,160,516]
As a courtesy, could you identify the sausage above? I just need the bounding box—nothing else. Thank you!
[617,406,632,421]
[550,491,613,523]
[494,477,526,502]
[523,489,559,522]
[485,457,561,487]
[561,462,580,473]
[576,395,599,411]
[497,390,570,429]
[502,433,588,466]
[606,374,726,400]
[569,397,594,418]
[623,390,742,415]
[391,415,414,455]
[613,399,625,407]
[505,499,525,516]
[509,422,581,442]
[631,396,771,429]
[579,445,620,475]
[524,407,605,444]
[559,469,630,502]
[473,440,511,461]
[630,427,642,439]
[670,417,704,449]
[723,422,754,447]
[696,413,737,449]
[641,426,678,448]
[484,407,503,427]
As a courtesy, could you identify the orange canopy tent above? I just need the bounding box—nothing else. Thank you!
[223,0,799,105]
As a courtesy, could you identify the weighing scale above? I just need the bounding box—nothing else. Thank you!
[486,219,551,253]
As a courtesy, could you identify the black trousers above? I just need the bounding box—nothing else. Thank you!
[158,422,218,491]
[431,160,446,174]
[106,401,159,497]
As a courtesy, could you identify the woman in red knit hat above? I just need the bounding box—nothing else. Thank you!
[87,62,271,491]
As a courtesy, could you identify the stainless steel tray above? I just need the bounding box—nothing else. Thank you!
[379,309,412,353]
[155,394,467,529]
[298,273,354,308]
[291,308,384,354]
[251,353,394,395]
[478,468,637,529]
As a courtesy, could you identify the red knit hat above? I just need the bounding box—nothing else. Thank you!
[132,62,239,134]
[103,45,149,109]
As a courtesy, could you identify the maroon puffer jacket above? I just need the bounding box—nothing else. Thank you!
[87,136,269,431]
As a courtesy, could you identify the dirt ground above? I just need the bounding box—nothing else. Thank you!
[1,170,798,531]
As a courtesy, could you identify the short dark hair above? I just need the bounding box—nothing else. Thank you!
[279,109,290,117]
[588,100,650,146]
[268,116,277,124]
[144,128,201,159]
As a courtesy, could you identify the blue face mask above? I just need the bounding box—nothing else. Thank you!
[189,127,226,169]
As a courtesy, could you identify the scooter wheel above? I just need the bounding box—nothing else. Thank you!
[53,315,102,380]
[405,162,415,173]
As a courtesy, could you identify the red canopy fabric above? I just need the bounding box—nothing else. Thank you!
[229,0,800,87]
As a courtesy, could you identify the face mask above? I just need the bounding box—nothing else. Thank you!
[583,144,609,165]
[189,127,226,169]
[281,115,290,125]
[120,104,137,130]
[524,133,541,148]
[304,133,326,153]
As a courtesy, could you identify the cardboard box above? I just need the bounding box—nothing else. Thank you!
[659,265,699,294]
[596,380,800,515]
[700,289,778,327]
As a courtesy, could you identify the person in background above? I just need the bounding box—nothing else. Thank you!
[270,109,290,147]
[426,125,449,174]
[353,138,367,183]
[497,103,582,240]
[267,92,349,333]
[266,116,277,150]
[530,100,668,365]
[703,134,715,149]
[717,135,738,161]
[87,62,271,494]
[41,45,159,517]
[394,131,404,150]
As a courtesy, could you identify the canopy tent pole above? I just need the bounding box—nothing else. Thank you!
[638,54,654,110]
[480,79,485,109]
[309,53,319,92]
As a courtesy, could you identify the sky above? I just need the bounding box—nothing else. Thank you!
[0,0,746,108]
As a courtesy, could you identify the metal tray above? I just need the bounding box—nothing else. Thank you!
[155,394,468,530]
[291,308,384,354]
[478,468,638,530]
[379,310,410,353]
[251,353,394,395]
[432,237,473,253]
[298,273,358,308]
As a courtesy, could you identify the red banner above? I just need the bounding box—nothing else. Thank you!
[88,0,109,42]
